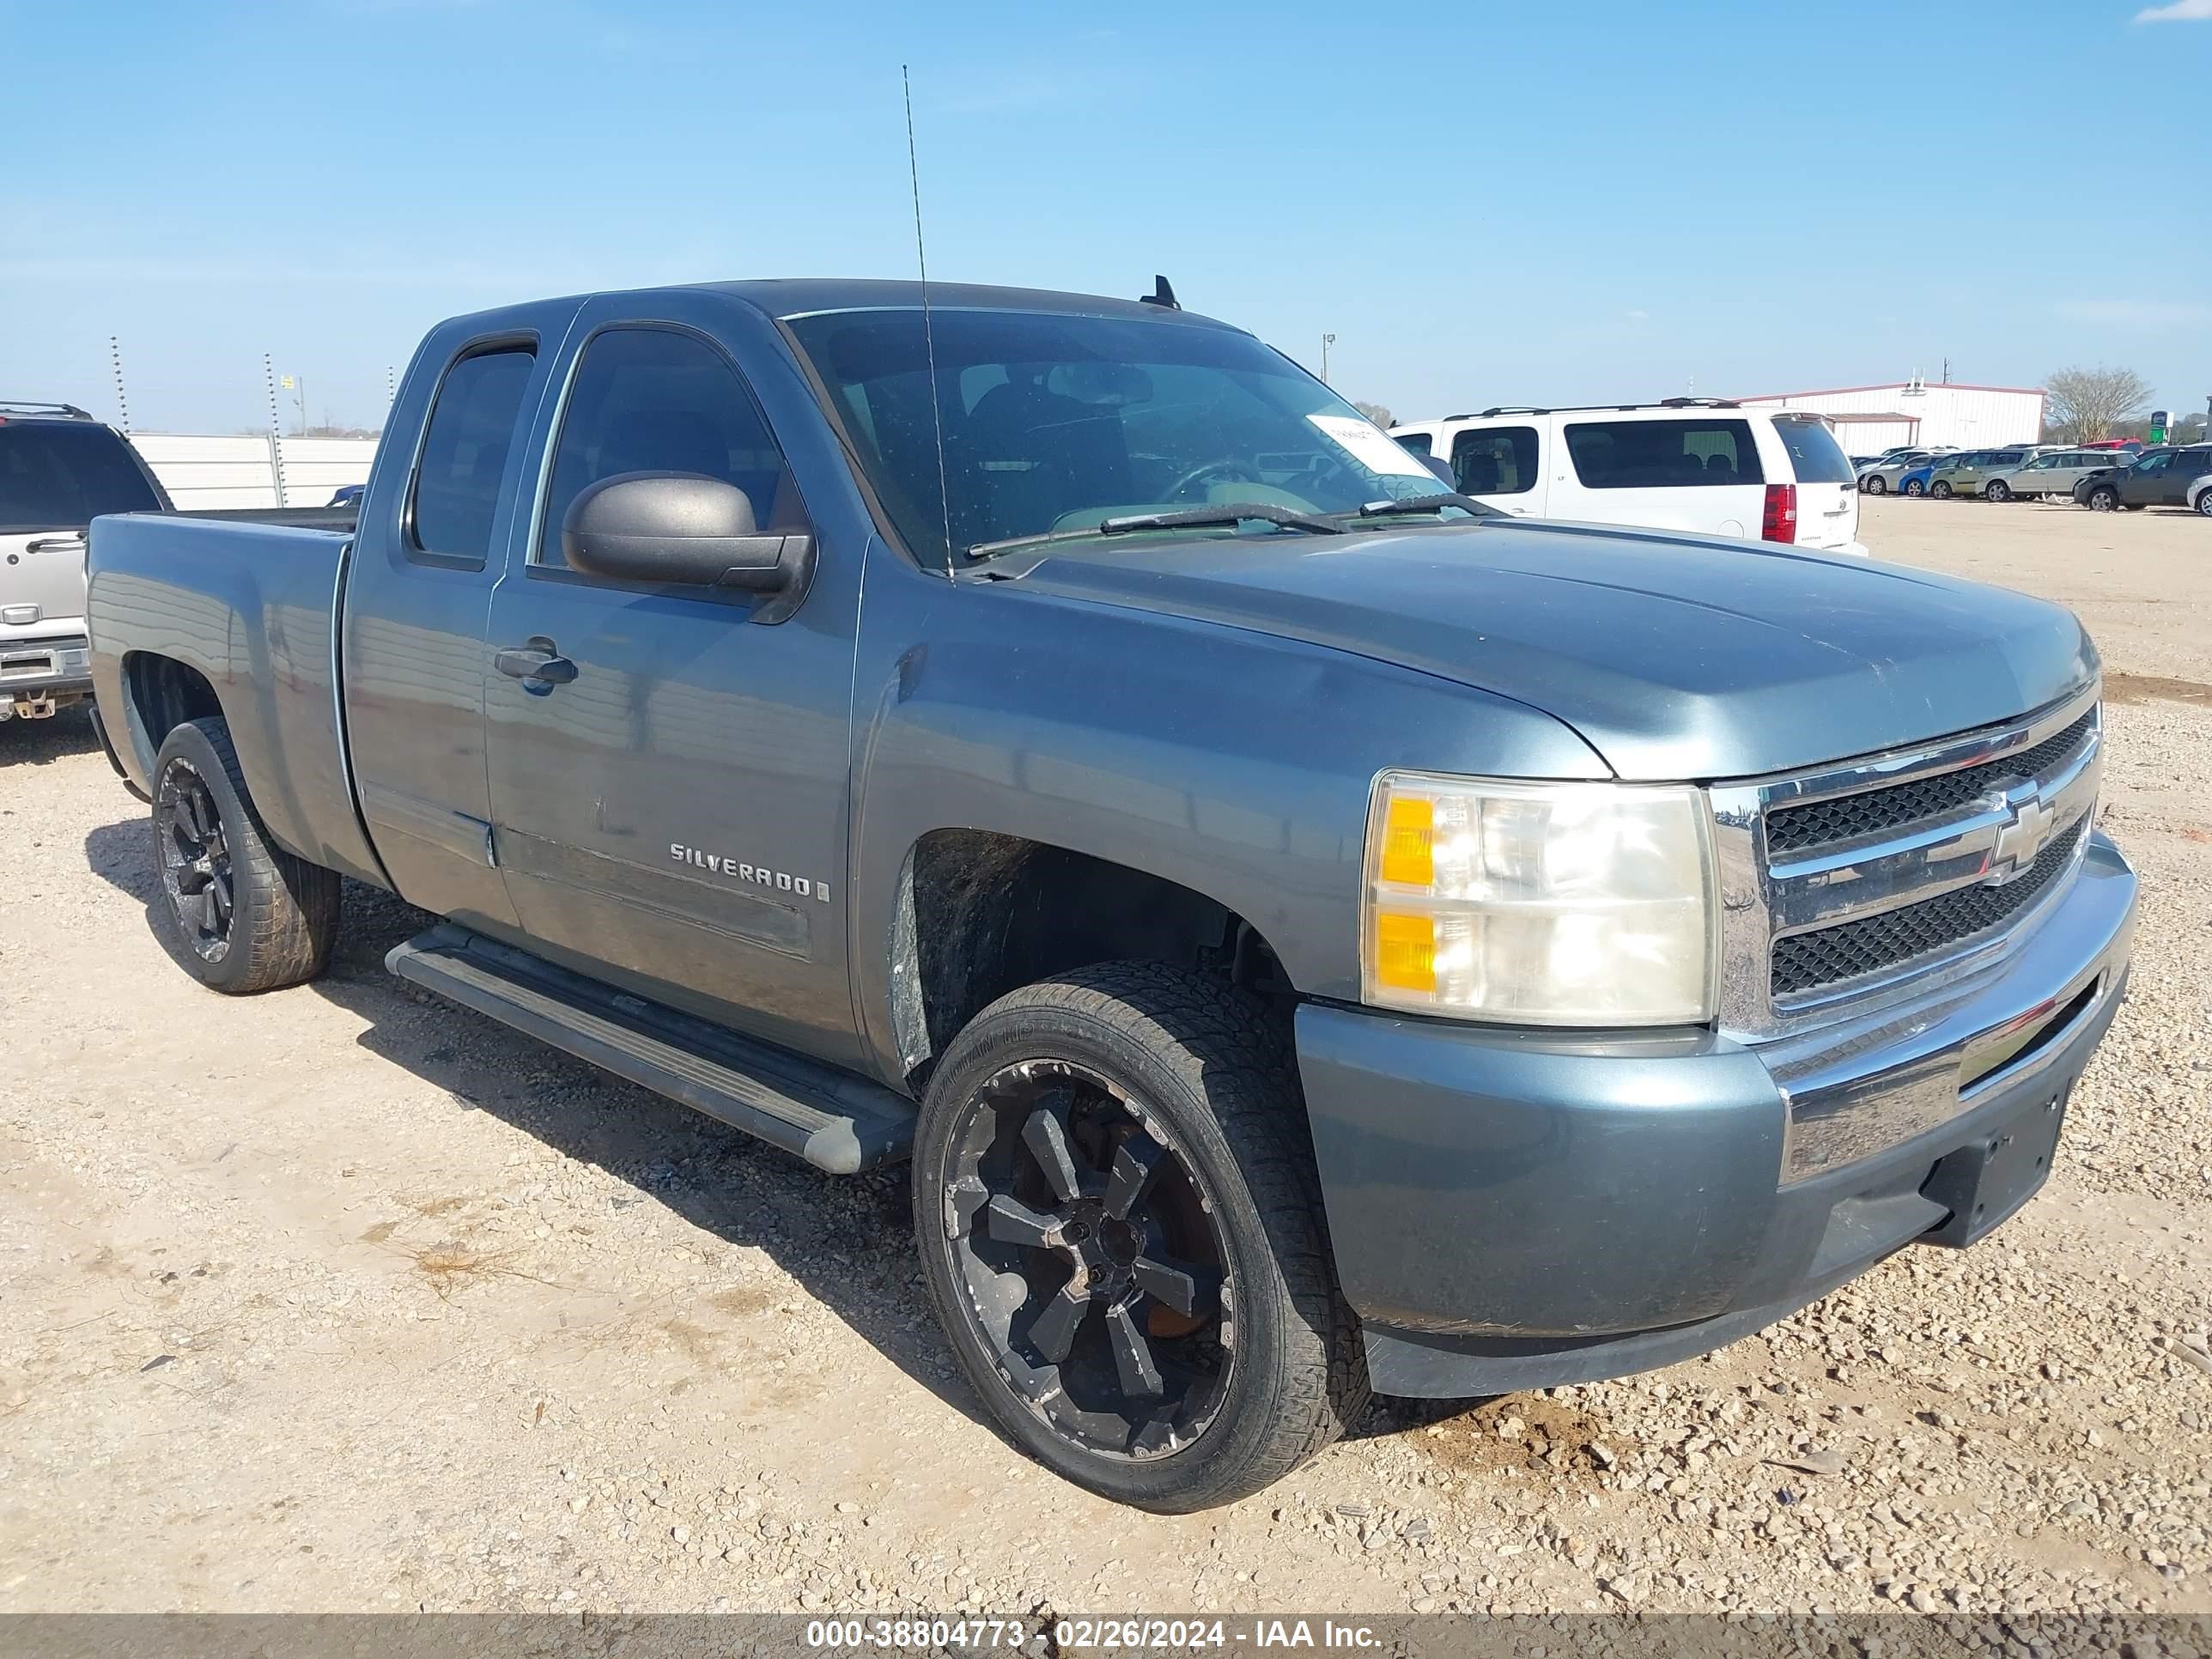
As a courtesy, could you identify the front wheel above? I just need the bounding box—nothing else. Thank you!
[1904,478,1926,497]
[1930,480,1954,499]
[151,717,340,993]
[2087,486,2118,512]
[1985,479,2011,502]
[2197,492,2212,518]
[912,963,1367,1511]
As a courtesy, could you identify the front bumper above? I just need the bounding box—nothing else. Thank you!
[1297,832,2136,1398]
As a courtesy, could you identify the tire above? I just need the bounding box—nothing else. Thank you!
[1904,477,1926,497]
[1930,480,1954,499]
[2087,487,2118,512]
[1984,479,2011,502]
[1863,476,1887,495]
[150,717,339,994]
[2197,492,2212,518]
[912,962,1366,1511]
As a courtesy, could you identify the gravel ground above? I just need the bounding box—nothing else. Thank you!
[0,496,2206,1620]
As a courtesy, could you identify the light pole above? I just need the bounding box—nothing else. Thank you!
[1321,332,1335,386]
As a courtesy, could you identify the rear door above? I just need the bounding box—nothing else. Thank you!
[479,295,866,1066]
[1,419,165,635]
[2167,447,2212,504]
[1547,413,1763,538]
[1446,421,1546,514]
[1766,416,1858,548]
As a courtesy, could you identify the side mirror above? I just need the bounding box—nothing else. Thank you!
[562,471,812,603]
[1421,455,1455,487]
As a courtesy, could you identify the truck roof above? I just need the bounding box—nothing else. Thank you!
[444,279,1245,337]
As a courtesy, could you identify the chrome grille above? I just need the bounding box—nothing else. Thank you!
[1708,685,2103,1040]
[1771,814,2087,996]
[1765,710,2096,855]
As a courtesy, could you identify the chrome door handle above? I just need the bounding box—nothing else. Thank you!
[494,641,578,685]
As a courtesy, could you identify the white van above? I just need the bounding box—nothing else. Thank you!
[1389,400,1867,556]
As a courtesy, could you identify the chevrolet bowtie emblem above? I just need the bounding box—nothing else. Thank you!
[1985,787,2057,886]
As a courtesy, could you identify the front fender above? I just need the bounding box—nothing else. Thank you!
[844,550,1608,1083]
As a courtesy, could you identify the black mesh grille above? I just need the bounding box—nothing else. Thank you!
[1766,711,2096,856]
[1771,816,2087,998]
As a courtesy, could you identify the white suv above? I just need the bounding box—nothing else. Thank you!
[1389,399,1867,556]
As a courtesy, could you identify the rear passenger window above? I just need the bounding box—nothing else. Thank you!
[535,327,805,568]
[1450,426,1539,495]
[1564,419,1764,489]
[410,346,537,564]
[1770,419,1855,483]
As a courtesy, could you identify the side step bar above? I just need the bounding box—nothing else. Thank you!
[385,926,915,1173]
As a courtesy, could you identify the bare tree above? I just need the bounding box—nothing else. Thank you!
[1352,400,1395,428]
[2045,366,2151,443]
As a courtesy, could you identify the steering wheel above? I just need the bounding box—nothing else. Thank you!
[1164,457,1262,503]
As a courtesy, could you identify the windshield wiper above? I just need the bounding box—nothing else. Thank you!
[1099,503,1345,538]
[1350,492,1500,520]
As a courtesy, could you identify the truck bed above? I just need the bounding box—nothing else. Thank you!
[86,510,384,885]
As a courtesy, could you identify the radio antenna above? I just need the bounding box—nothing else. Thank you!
[902,65,956,578]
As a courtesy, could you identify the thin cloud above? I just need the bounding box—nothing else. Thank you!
[2134,0,2212,21]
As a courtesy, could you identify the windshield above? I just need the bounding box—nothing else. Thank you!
[785,308,1447,562]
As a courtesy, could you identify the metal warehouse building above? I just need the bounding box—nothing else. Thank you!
[1737,379,2046,454]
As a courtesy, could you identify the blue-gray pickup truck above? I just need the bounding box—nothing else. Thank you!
[86,279,2136,1511]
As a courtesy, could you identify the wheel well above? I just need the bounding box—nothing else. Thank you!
[122,654,222,761]
[888,830,1291,1087]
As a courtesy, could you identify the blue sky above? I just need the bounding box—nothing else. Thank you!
[5,0,2209,432]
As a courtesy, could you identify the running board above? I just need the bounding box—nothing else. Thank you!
[384,926,915,1173]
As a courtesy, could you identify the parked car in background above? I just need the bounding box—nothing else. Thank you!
[1895,455,1952,497]
[1859,450,1936,494]
[2075,445,2212,512]
[1987,449,2122,502]
[2185,469,2212,517]
[1,400,169,725]
[2080,438,2144,453]
[1389,399,1865,554]
[1928,448,2039,499]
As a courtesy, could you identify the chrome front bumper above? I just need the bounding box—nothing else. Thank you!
[1763,830,2137,1182]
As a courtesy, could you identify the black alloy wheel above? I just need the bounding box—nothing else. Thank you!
[938,1058,1233,1462]
[156,757,235,963]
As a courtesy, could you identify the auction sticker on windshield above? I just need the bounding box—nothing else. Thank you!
[1307,413,1436,478]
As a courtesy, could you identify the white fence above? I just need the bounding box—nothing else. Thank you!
[131,433,379,511]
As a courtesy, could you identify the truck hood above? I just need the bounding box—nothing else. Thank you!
[1010,520,2098,781]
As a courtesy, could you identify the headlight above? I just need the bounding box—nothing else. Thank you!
[1360,772,1717,1026]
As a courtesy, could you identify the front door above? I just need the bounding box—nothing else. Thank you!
[480,302,866,1066]
[2122,451,2174,506]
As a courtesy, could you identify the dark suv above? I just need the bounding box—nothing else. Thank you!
[1,403,168,724]
[2075,444,2212,512]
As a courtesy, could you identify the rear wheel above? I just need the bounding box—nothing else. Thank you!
[1863,475,1887,495]
[151,717,339,994]
[913,963,1365,1511]
[1930,480,1954,499]
[1985,479,2011,502]
[2197,492,2212,518]
[2087,486,2118,512]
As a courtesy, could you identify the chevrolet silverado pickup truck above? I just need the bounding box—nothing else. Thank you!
[87,279,2137,1512]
